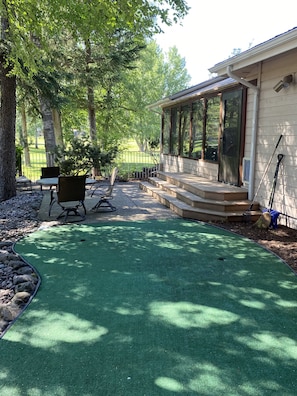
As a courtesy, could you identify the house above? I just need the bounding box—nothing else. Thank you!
[145,27,297,229]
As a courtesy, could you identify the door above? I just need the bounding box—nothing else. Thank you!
[219,89,243,185]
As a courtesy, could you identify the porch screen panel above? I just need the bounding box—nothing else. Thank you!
[218,88,244,185]
[190,100,204,159]
[180,104,191,157]
[204,96,220,161]
[170,107,179,155]
[162,109,171,154]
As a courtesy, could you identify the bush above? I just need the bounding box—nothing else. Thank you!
[53,137,118,176]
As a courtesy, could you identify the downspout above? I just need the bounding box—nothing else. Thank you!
[226,65,260,201]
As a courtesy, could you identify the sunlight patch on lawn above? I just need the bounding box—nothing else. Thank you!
[236,332,297,360]
[149,301,239,329]
[7,310,108,349]
[155,376,184,392]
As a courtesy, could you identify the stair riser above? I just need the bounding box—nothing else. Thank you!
[149,178,257,213]
[141,183,260,223]
[176,193,258,212]
[156,174,248,201]
[173,204,260,223]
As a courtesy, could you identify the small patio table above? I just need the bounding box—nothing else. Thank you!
[16,176,32,191]
[36,177,96,190]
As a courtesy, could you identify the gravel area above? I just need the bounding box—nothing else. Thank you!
[0,190,296,337]
[0,191,43,243]
[0,191,43,337]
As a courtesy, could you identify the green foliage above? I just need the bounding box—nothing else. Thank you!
[3,0,189,83]
[0,0,190,201]
[116,40,191,150]
[63,29,146,144]
[163,46,191,95]
[53,137,118,175]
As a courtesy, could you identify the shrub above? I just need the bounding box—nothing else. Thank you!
[53,137,118,176]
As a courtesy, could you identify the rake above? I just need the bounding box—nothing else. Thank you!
[243,134,283,222]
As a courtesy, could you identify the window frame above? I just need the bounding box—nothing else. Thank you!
[162,92,223,163]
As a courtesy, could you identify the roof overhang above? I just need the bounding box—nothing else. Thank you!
[147,76,239,109]
[148,28,297,111]
[209,27,297,76]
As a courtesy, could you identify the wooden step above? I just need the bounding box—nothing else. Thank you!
[140,181,261,223]
[155,171,248,201]
[148,177,259,213]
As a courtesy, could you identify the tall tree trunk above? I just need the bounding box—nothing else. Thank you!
[39,97,56,166]
[85,39,97,144]
[52,108,64,148]
[21,105,31,166]
[0,16,17,201]
[87,85,97,144]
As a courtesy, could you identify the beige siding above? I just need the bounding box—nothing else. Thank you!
[161,155,218,180]
[160,48,297,228]
[243,89,255,158]
[245,49,297,228]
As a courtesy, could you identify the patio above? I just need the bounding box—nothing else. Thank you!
[37,181,179,224]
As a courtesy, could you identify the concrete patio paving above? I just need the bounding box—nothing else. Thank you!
[37,181,178,226]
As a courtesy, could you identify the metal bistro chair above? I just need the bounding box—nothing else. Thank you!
[40,166,60,191]
[90,167,118,212]
[49,175,87,222]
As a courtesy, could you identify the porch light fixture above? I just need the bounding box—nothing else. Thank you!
[283,74,293,87]
[273,74,293,92]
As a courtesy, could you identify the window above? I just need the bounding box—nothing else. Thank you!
[190,100,204,159]
[204,96,220,161]
[171,107,179,155]
[162,109,171,154]
[161,89,239,163]
[180,104,191,157]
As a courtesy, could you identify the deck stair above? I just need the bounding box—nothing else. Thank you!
[139,171,261,222]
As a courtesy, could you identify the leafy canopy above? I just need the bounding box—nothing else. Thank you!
[1,0,189,79]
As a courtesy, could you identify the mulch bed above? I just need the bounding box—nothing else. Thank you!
[217,222,297,274]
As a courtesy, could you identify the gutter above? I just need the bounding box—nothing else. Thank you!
[226,65,260,201]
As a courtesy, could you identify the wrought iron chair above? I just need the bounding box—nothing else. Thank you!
[49,175,87,222]
[90,167,118,212]
[40,166,60,190]
[41,166,60,178]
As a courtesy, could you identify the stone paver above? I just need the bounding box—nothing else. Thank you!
[38,181,178,226]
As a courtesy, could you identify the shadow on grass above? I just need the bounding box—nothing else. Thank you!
[1,219,297,395]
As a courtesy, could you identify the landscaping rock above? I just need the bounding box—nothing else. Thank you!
[11,291,31,306]
[0,304,21,322]
[0,191,42,337]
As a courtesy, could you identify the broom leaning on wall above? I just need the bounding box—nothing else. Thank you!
[243,134,283,226]
[254,153,284,229]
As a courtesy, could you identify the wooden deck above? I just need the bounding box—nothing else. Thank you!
[139,171,261,223]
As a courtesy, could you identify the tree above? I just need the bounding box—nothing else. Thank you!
[20,104,31,167]
[0,8,17,200]
[73,30,145,145]
[116,41,191,150]
[163,46,191,95]
[0,0,189,201]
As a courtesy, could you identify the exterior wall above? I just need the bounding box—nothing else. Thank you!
[161,154,218,180]
[246,50,297,228]
[159,47,297,229]
[242,89,255,160]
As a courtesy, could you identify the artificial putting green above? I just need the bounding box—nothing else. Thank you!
[1,219,297,395]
